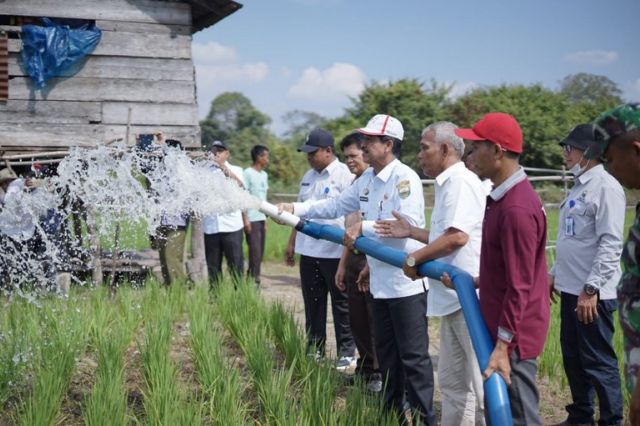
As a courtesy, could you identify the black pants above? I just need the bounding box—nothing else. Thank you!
[245,220,266,284]
[299,255,355,358]
[372,292,435,426]
[204,229,244,285]
[560,292,623,425]
[344,252,379,377]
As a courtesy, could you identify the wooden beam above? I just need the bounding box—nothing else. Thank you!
[0,0,192,26]
[8,29,192,59]
[8,55,194,81]
[0,123,201,148]
[9,77,196,104]
[102,102,198,126]
[0,100,102,124]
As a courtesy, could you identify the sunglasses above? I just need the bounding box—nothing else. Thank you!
[562,144,573,154]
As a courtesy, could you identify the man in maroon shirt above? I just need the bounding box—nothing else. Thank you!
[455,113,550,426]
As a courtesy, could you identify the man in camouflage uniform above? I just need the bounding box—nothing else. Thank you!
[595,103,640,425]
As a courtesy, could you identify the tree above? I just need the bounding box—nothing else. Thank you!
[560,73,623,105]
[559,73,623,122]
[447,84,571,169]
[200,92,272,166]
[325,79,451,170]
[281,110,327,139]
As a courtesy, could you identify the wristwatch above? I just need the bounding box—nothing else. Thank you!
[583,284,598,296]
[405,255,417,268]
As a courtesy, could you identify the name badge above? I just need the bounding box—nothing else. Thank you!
[564,216,575,236]
[359,196,368,202]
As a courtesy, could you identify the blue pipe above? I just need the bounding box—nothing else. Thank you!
[296,220,513,426]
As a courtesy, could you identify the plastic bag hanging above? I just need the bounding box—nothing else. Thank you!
[20,18,101,89]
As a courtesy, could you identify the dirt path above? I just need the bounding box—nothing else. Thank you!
[259,261,569,424]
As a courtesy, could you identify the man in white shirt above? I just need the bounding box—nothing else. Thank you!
[279,116,435,425]
[549,124,625,426]
[203,141,249,285]
[375,122,486,426]
[284,129,357,369]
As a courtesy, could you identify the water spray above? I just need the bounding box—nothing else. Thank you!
[259,200,513,426]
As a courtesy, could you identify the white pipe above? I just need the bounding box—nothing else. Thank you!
[259,200,301,228]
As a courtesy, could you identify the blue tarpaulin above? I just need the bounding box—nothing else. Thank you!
[21,18,101,89]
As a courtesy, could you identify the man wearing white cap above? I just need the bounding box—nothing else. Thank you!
[278,115,435,425]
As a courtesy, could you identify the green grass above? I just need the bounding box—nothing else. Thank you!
[84,287,141,426]
[187,285,249,425]
[17,296,91,426]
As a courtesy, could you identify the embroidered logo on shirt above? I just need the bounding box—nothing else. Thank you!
[397,180,411,199]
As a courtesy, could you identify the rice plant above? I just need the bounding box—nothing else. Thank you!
[139,282,202,426]
[17,297,90,426]
[0,299,42,406]
[188,285,248,425]
[84,287,140,426]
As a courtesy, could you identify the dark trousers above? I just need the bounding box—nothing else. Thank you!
[372,292,435,426]
[204,229,244,285]
[299,255,355,358]
[245,220,266,284]
[345,253,379,377]
[560,292,623,425]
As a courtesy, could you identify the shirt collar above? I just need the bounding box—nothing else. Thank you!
[316,158,340,176]
[489,167,527,201]
[576,163,603,185]
[435,161,464,186]
[375,159,400,183]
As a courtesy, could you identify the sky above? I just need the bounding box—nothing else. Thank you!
[192,0,640,135]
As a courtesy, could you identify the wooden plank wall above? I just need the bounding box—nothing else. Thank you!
[0,0,202,151]
[0,34,7,101]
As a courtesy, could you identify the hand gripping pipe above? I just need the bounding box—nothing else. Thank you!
[260,201,512,426]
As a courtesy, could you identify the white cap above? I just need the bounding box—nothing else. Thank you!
[357,114,404,141]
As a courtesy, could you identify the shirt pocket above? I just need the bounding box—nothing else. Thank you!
[570,203,593,239]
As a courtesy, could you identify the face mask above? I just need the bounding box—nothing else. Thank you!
[569,158,590,177]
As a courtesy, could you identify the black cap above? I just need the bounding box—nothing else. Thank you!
[560,124,601,159]
[166,139,183,150]
[210,140,228,151]
[298,128,334,153]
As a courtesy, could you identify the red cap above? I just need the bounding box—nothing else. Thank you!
[454,112,523,154]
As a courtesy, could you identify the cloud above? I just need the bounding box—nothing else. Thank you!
[564,50,619,66]
[445,81,478,99]
[287,63,366,102]
[192,41,269,116]
[623,78,640,102]
[192,41,237,65]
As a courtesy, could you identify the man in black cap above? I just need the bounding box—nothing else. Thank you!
[203,140,250,285]
[285,128,357,369]
[549,124,625,426]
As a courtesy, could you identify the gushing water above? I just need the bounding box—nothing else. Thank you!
[0,144,260,296]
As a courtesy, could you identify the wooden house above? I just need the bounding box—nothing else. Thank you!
[0,0,242,153]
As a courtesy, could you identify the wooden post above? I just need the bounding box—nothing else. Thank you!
[187,218,208,285]
[109,222,120,295]
[86,210,103,286]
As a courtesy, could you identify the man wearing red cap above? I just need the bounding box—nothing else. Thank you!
[455,113,550,425]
